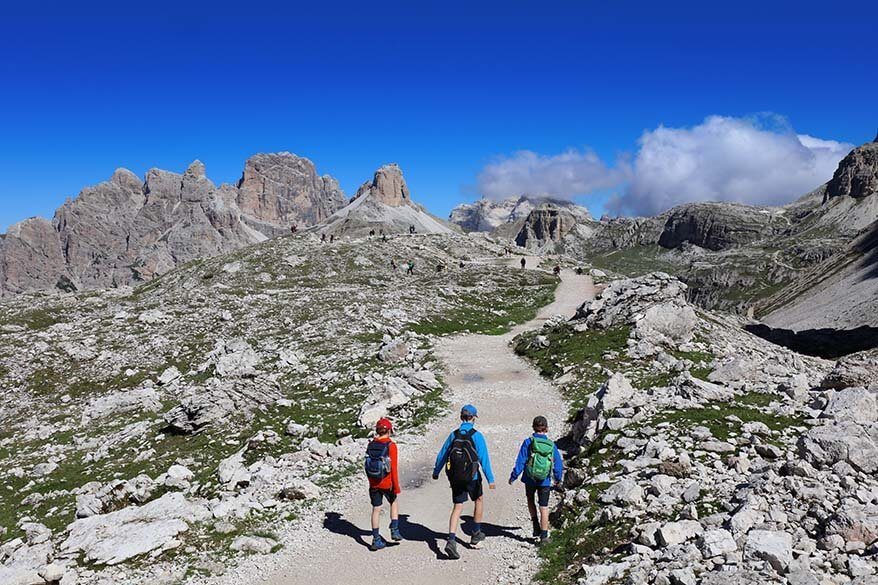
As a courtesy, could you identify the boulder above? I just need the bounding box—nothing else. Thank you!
[745,529,793,573]
[61,492,210,565]
[822,387,878,423]
[656,520,703,547]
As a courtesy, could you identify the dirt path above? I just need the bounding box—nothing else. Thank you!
[257,268,594,585]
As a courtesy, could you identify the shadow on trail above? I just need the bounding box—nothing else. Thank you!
[323,512,370,549]
[398,514,448,559]
[461,515,531,544]
[322,512,400,550]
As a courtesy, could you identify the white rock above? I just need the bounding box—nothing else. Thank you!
[657,520,703,547]
[700,528,737,558]
[61,492,210,565]
[231,535,277,555]
[745,529,793,573]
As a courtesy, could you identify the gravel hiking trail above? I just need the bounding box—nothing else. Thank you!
[254,266,594,585]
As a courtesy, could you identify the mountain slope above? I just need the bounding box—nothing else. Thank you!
[0,153,347,296]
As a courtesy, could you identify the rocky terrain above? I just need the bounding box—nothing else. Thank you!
[514,272,878,584]
[0,153,347,297]
[0,230,557,584]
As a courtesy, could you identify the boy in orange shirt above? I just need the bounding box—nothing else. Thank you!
[364,417,401,550]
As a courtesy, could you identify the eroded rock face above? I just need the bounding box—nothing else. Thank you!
[514,204,580,247]
[826,142,878,200]
[0,154,347,296]
[658,203,776,251]
[352,163,409,207]
[0,217,70,295]
[237,152,347,233]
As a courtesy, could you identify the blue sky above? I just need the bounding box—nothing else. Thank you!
[1,0,876,231]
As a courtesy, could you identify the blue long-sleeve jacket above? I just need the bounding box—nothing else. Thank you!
[433,422,495,484]
[509,434,564,487]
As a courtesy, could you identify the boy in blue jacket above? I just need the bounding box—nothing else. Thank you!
[432,404,495,560]
[508,415,563,545]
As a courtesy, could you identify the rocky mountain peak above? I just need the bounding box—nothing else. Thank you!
[185,160,207,178]
[825,140,878,200]
[353,163,410,207]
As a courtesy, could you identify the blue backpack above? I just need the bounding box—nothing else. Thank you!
[365,440,392,479]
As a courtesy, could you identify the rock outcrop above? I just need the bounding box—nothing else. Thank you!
[657,203,777,251]
[0,153,347,296]
[319,164,455,237]
[826,141,878,200]
[351,163,410,207]
[236,153,347,235]
[513,203,582,248]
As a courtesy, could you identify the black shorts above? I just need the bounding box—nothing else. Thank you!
[369,488,397,507]
[526,484,551,507]
[450,479,483,504]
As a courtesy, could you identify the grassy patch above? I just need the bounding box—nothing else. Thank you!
[648,393,803,441]
[1,306,66,330]
[411,281,557,336]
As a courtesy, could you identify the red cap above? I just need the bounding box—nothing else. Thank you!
[376,418,393,432]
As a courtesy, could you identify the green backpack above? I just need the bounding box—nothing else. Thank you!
[525,437,554,481]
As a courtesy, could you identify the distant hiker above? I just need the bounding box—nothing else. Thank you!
[520,257,526,270]
[409,225,416,234]
[575,266,583,275]
[406,261,415,275]
[508,416,563,545]
[365,418,402,550]
[432,404,495,560]
[290,224,298,234]
[321,233,326,243]
[330,234,335,243]
[553,265,561,277]
[390,258,398,271]
[369,229,376,237]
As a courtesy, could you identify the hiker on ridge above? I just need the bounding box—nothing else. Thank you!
[432,404,495,560]
[508,415,563,545]
[520,257,526,269]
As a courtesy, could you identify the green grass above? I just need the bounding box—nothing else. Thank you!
[648,393,803,441]
[411,281,557,336]
[0,306,66,330]
[514,325,631,379]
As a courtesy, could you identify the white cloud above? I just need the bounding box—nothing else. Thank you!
[473,115,854,217]
[608,115,853,216]
[475,149,629,200]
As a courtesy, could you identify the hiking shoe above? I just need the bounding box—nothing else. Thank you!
[445,538,460,560]
[390,526,403,541]
[470,530,486,548]
[538,533,550,547]
[370,535,387,551]
[531,522,542,538]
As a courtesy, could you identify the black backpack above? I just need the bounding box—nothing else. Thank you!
[445,428,479,483]
[364,440,391,479]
